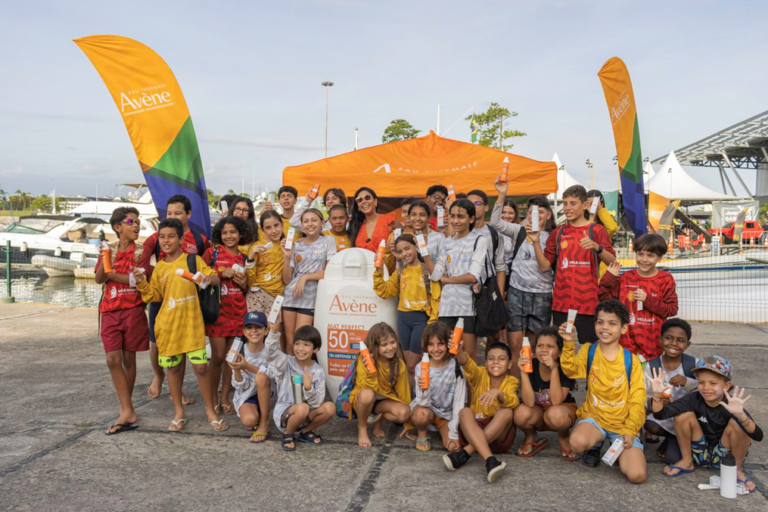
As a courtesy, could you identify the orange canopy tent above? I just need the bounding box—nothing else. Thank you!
[283,131,557,209]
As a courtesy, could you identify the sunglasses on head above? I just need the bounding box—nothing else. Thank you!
[122,218,140,226]
[355,194,374,204]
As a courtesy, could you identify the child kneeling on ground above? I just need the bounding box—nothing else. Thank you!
[649,355,762,493]
[228,311,275,443]
[265,319,335,451]
[514,326,579,461]
[443,340,519,484]
[559,299,647,484]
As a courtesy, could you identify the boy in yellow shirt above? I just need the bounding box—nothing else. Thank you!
[559,299,647,484]
[322,204,351,251]
[443,340,519,483]
[133,219,226,433]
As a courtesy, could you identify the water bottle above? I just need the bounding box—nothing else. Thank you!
[720,453,737,499]
[292,374,304,404]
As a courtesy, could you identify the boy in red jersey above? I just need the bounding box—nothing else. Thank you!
[599,233,678,360]
[95,207,151,435]
[530,185,615,344]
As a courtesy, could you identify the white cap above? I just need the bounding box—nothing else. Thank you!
[522,337,531,347]
[421,353,429,362]
[456,318,464,328]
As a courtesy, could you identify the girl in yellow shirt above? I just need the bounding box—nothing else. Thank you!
[243,210,285,315]
[373,234,440,384]
[350,323,412,448]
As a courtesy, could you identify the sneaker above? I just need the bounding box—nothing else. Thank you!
[581,442,603,468]
[443,449,471,471]
[485,456,506,483]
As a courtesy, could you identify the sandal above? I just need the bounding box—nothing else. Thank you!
[281,433,296,451]
[105,423,139,436]
[416,437,431,452]
[516,437,549,458]
[738,477,757,494]
[561,449,580,462]
[168,418,187,431]
[221,404,236,415]
[210,419,229,432]
[663,464,695,477]
[250,431,270,444]
[298,430,323,445]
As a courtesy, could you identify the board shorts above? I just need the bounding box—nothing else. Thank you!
[439,316,476,335]
[552,311,597,344]
[578,417,643,450]
[246,288,276,315]
[507,287,552,334]
[691,436,732,469]
[459,416,516,454]
[158,347,208,369]
[100,306,149,353]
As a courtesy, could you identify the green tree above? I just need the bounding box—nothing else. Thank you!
[382,119,421,143]
[30,195,66,214]
[207,188,221,206]
[465,103,526,151]
[759,202,768,224]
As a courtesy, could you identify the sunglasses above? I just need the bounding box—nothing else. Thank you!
[430,194,446,203]
[122,218,141,226]
[473,200,484,206]
[233,207,249,214]
[355,194,374,204]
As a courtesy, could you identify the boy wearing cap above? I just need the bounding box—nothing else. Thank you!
[649,355,762,492]
[228,311,276,443]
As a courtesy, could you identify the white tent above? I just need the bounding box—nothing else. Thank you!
[648,151,737,201]
[643,161,655,185]
[551,153,583,199]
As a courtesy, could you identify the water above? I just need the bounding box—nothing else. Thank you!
[1,272,102,308]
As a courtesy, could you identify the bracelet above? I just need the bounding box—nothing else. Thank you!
[596,245,604,254]
[741,417,754,427]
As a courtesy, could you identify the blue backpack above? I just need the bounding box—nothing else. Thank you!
[586,343,633,389]
[648,354,696,379]
[335,359,357,420]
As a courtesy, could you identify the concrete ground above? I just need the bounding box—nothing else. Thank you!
[1,304,767,511]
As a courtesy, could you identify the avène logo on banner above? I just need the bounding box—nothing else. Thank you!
[610,90,631,126]
[372,161,478,175]
[329,294,378,316]
[120,84,174,116]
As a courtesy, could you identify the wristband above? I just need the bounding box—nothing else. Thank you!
[596,245,603,254]
[740,416,754,427]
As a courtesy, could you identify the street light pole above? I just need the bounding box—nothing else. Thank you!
[322,81,334,158]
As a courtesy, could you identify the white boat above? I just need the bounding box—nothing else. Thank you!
[31,254,96,278]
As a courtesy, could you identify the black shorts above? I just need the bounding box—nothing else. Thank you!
[552,311,596,344]
[438,316,476,335]
[282,306,315,317]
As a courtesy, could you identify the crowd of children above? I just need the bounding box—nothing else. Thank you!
[95,182,761,490]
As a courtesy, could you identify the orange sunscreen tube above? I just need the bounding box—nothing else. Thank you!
[100,241,113,273]
[500,157,510,184]
[374,240,386,269]
[285,227,296,250]
[175,268,208,289]
[450,318,464,354]
[589,198,599,216]
[447,184,456,201]
[416,233,428,257]
[226,338,243,363]
[566,309,578,333]
[359,340,377,374]
[268,295,284,324]
[522,337,533,373]
[662,388,672,400]
[309,183,320,200]
[420,353,430,390]
[437,206,445,228]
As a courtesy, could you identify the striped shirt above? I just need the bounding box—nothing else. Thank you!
[431,231,487,317]
[411,358,467,440]
[283,235,336,309]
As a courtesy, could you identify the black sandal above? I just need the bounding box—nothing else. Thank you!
[298,430,323,445]
[105,423,139,436]
[281,433,296,451]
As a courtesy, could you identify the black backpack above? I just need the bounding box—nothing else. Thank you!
[472,228,509,333]
[187,252,220,324]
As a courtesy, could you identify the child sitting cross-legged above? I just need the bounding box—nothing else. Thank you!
[559,299,647,484]
[514,326,579,461]
[443,339,519,484]
[410,322,467,453]
[649,356,762,493]
[265,318,335,451]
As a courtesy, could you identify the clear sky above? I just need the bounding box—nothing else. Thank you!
[0,0,764,198]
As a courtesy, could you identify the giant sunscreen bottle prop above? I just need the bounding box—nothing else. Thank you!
[315,249,398,402]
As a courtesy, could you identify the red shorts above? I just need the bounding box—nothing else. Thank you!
[100,306,150,353]
[459,416,517,454]
[205,319,243,338]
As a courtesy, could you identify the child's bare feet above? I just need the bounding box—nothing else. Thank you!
[147,377,163,398]
[172,394,196,405]
[358,426,373,447]
[517,432,538,456]
[398,428,417,440]
[372,422,386,438]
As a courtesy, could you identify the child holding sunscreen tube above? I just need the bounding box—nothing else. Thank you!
[203,216,253,415]
[244,210,285,316]
[410,322,466,453]
[281,208,337,355]
[133,219,226,433]
[350,323,412,448]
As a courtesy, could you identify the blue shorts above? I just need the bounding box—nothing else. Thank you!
[244,394,260,407]
[578,417,643,450]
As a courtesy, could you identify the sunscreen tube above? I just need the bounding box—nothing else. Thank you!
[100,241,113,273]
[662,388,672,400]
[226,337,243,363]
[416,233,429,257]
[231,263,245,275]
[262,242,273,250]
[602,437,625,466]
[420,353,430,390]
[531,206,539,232]
[637,293,644,311]
[268,295,284,324]
[285,227,296,250]
[394,228,402,239]
[522,337,533,374]
[359,340,377,374]
[175,268,208,289]
[309,183,320,200]
[449,318,464,354]
[268,192,275,205]
[374,240,386,269]
[437,206,445,228]
[566,309,578,333]
[447,184,456,201]
[500,156,510,184]
[589,198,599,215]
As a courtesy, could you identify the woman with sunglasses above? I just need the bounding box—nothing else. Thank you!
[349,187,401,253]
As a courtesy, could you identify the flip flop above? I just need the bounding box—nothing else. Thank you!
[738,478,757,494]
[416,437,431,452]
[561,449,580,462]
[168,418,187,432]
[298,430,323,446]
[281,433,296,451]
[367,413,383,425]
[104,422,139,436]
[663,464,695,477]
[210,419,229,432]
[221,404,236,415]
[250,431,270,444]
[516,437,550,458]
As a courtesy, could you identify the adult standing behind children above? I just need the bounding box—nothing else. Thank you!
[95,207,151,435]
[139,194,211,402]
[530,185,616,346]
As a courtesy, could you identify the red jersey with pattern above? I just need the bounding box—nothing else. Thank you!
[599,268,678,360]
[97,244,145,313]
[139,230,211,279]
[203,246,246,338]
[544,223,615,315]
